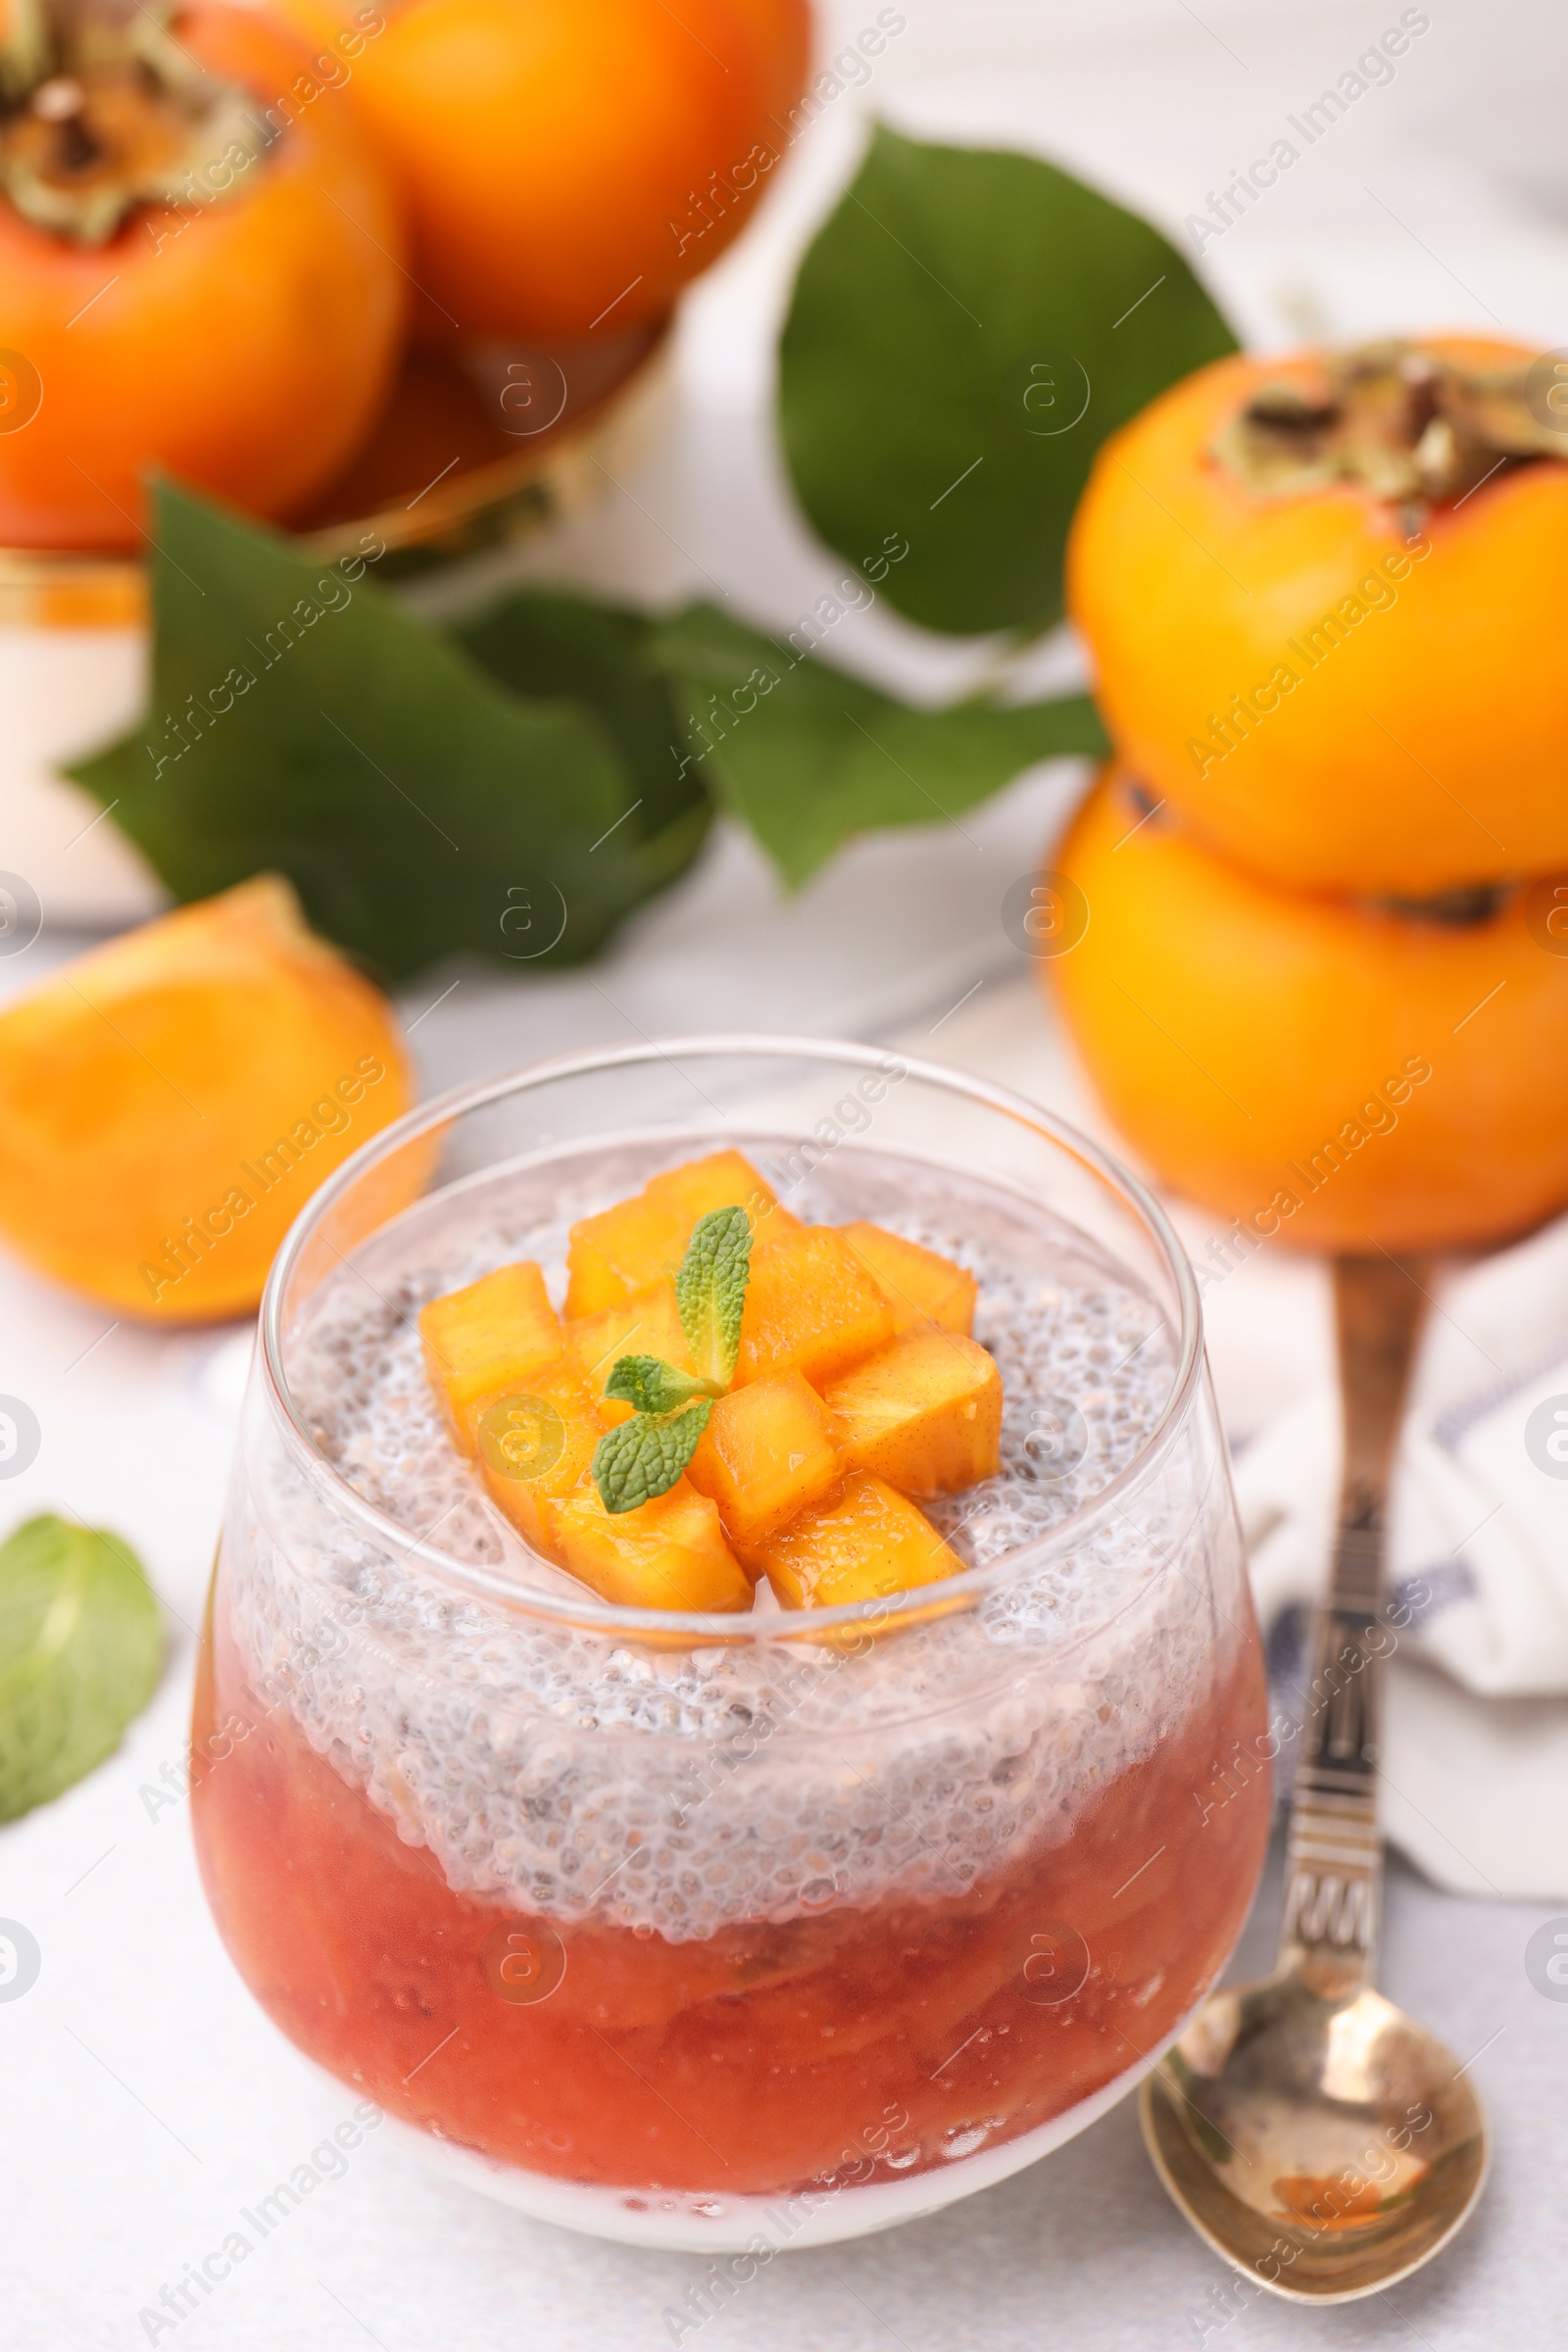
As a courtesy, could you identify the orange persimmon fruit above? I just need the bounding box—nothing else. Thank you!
[1047,769,1568,1253]
[0,4,406,552]
[0,877,412,1319]
[271,0,811,341]
[1067,338,1568,896]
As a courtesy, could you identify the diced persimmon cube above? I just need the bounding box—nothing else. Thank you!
[687,1371,842,1546]
[566,1280,692,1425]
[841,1222,976,1336]
[475,1360,605,1556]
[734,1227,894,1388]
[419,1261,564,1454]
[549,1478,754,1613]
[742,1471,965,1610]
[643,1149,800,1250]
[564,1193,687,1319]
[824,1331,1002,1495]
[564,1151,795,1317]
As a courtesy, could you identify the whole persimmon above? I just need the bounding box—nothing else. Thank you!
[0,877,412,1320]
[1046,769,1568,1253]
[1067,338,1568,897]
[271,0,812,341]
[0,3,406,552]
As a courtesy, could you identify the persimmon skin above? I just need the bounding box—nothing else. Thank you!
[1048,770,1568,1253]
[273,0,811,340]
[1067,342,1568,896]
[0,6,406,554]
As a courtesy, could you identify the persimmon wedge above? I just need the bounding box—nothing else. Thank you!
[0,877,411,1318]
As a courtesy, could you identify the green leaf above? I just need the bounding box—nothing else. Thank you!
[654,606,1107,887]
[778,124,1238,636]
[675,1205,753,1386]
[604,1354,721,1415]
[453,588,702,847]
[593,1401,713,1515]
[68,483,710,982]
[0,1516,163,1822]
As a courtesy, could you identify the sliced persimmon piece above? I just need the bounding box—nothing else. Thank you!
[643,1149,800,1250]
[564,1150,794,1317]
[474,1360,605,1557]
[564,1192,687,1320]
[742,1471,965,1611]
[549,1478,753,1613]
[566,1279,693,1425]
[419,1260,564,1453]
[687,1370,842,1547]
[734,1227,893,1389]
[824,1331,1002,1496]
[840,1221,977,1337]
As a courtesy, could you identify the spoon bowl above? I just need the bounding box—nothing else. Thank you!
[1142,1971,1488,2302]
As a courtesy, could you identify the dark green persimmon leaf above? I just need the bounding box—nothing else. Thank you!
[0,1516,163,1822]
[653,606,1107,887]
[70,484,710,981]
[453,589,702,844]
[779,124,1238,636]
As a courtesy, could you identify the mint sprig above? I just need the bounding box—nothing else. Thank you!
[604,1355,722,1416]
[592,1207,754,1515]
[0,1515,163,1822]
[675,1205,752,1386]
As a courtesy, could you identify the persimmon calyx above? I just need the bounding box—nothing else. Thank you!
[0,0,272,245]
[1211,339,1567,515]
[1373,881,1513,929]
[0,0,50,105]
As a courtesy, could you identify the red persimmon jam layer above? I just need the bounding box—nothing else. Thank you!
[192,1592,1268,2199]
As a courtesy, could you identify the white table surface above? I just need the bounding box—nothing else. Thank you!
[6,1,1568,2342]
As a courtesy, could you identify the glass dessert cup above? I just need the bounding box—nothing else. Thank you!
[191,1036,1271,2251]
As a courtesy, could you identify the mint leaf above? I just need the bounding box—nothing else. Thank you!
[69,483,710,982]
[593,1401,713,1514]
[604,1355,721,1415]
[676,1206,753,1386]
[0,1516,163,1822]
[779,125,1238,635]
[654,606,1106,886]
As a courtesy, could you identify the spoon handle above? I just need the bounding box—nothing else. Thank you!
[1276,1253,1429,1985]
